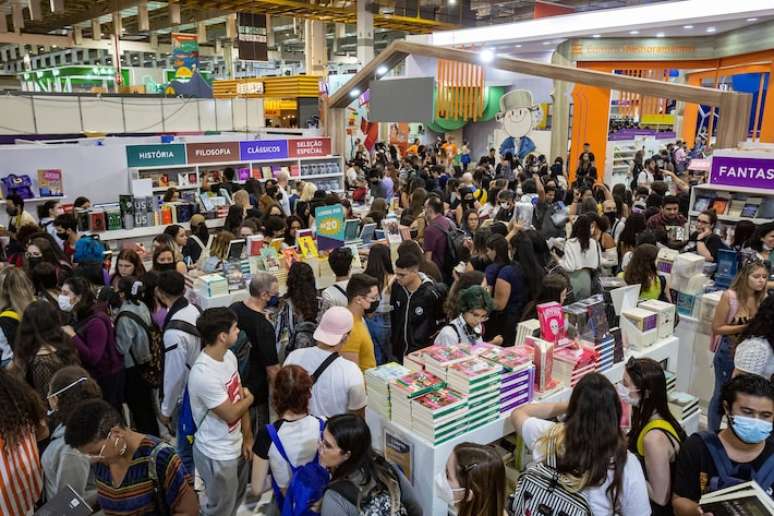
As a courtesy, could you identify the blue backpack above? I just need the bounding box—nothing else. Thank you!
[699,431,774,493]
[165,319,202,445]
[266,418,329,516]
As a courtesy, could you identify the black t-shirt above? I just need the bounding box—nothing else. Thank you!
[230,301,279,404]
[673,433,774,502]
[685,231,725,262]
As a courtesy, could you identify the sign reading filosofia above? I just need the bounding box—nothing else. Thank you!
[710,155,774,190]
[126,138,332,168]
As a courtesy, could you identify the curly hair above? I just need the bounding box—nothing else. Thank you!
[286,261,319,322]
[0,368,45,448]
[272,365,312,416]
[14,300,79,376]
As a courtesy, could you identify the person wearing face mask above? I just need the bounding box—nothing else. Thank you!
[60,277,124,412]
[260,179,283,215]
[435,285,503,347]
[622,358,687,516]
[37,199,64,242]
[156,271,202,476]
[53,213,78,257]
[341,273,380,371]
[64,398,199,515]
[284,306,367,419]
[603,198,626,243]
[5,193,36,236]
[152,244,186,274]
[229,272,281,434]
[41,366,101,504]
[673,374,774,516]
[494,190,515,223]
[436,442,505,515]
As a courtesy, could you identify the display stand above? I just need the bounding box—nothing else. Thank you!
[0,195,67,205]
[688,183,774,242]
[96,217,224,247]
[366,336,680,516]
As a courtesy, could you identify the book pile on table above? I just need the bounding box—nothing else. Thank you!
[665,371,676,394]
[553,345,597,388]
[410,388,468,444]
[516,319,541,346]
[403,350,426,372]
[525,336,560,395]
[668,391,700,422]
[193,274,229,298]
[592,334,615,372]
[364,363,410,419]
[389,371,445,429]
[420,344,474,380]
[477,346,534,413]
[446,358,503,430]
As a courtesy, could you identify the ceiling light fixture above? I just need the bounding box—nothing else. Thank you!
[514,44,522,48]
[706,26,716,32]
[349,88,361,98]
[629,30,639,35]
[592,34,601,38]
[683,24,693,29]
[747,17,758,22]
[376,65,388,75]
[479,48,495,63]
[656,32,665,37]
[542,41,551,45]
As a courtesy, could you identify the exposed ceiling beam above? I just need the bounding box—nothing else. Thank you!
[0,30,219,55]
[21,0,147,34]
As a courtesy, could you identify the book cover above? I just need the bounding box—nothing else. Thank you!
[37,169,63,197]
[260,247,280,273]
[727,199,745,218]
[238,168,250,181]
[346,244,363,269]
[384,217,402,245]
[537,302,565,343]
[344,219,361,242]
[693,196,712,213]
[421,345,472,367]
[710,197,729,215]
[119,195,134,230]
[89,211,106,232]
[448,358,502,382]
[297,236,319,258]
[741,197,762,218]
[384,430,413,483]
[699,480,774,515]
[262,167,273,179]
[248,235,264,256]
[412,388,466,414]
[282,248,299,269]
[525,336,556,393]
[390,371,444,399]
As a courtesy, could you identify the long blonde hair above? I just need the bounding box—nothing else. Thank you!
[210,231,236,261]
[300,182,317,202]
[0,266,35,315]
[729,260,768,308]
[232,190,250,211]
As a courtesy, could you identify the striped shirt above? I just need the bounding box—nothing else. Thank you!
[93,436,194,515]
[0,431,43,516]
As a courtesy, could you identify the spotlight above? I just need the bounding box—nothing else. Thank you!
[479,48,494,63]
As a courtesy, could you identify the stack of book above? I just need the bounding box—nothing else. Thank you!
[364,363,410,419]
[194,274,229,298]
[592,334,616,372]
[553,345,597,388]
[389,371,445,428]
[525,336,559,394]
[477,346,534,413]
[420,344,473,380]
[516,319,541,347]
[665,371,676,394]
[446,358,503,429]
[621,308,659,350]
[537,302,566,344]
[668,391,700,422]
[410,388,468,444]
[403,350,425,372]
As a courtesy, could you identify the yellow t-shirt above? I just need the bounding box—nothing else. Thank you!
[341,315,377,371]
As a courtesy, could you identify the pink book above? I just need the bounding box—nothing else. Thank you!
[526,336,556,393]
[421,344,472,367]
[478,346,531,371]
[447,357,501,381]
[537,302,565,343]
[413,388,465,412]
[390,371,444,399]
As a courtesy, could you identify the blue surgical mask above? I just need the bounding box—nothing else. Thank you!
[268,295,279,308]
[729,414,773,444]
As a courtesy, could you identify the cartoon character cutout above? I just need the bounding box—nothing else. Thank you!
[496,89,538,160]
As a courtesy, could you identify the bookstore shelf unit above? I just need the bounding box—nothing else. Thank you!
[0,195,66,205]
[97,218,225,248]
[607,142,637,186]
[688,183,774,241]
[366,336,685,516]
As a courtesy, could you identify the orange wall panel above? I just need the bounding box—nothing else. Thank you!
[570,84,610,184]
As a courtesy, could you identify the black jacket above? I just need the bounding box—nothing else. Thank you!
[390,274,446,360]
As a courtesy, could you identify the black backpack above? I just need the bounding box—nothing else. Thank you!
[116,311,164,388]
[328,464,407,516]
[435,220,467,280]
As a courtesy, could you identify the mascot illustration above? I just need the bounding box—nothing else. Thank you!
[496,89,538,160]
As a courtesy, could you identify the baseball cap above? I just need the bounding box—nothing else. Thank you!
[313,306,354,346]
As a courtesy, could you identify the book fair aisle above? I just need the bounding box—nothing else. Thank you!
[4,3,774,516]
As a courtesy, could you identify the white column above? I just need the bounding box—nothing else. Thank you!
[356,0,374,65]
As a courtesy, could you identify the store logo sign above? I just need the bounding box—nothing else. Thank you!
[187,142,241,164]
[289,138,331,158]
[239,140,289,161]
[126,144,187,168]
[710,155,774,190]
[236,82,264,95]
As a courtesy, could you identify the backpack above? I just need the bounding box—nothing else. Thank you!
[508,434,592,516]
[165,319,203,446]
[699,431,774,494]
[116,310,164,388]
[433,220,466,282]
[147,441,176,516]
[230,329,252,383]
[277,300,320,359]
[327,463,407,516]
[266,418,329,516]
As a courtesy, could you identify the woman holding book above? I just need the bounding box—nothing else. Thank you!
[622,358,687,516]
[708,260,768,432]
[510,373,650,516]
[436,442,505,516]
[435,286,502,347]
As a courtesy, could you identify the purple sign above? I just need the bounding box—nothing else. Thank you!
[710,155,774,190]
[239,140,289,161]
[608,129,677,141]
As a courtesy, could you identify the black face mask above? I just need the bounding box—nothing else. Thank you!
[6,206,17,216]
[56,231,69,241]
[365,298,380,315]
[266,188,278,198]
[26,257,42,268]
[604,212,617,226]
[156,262,176,272]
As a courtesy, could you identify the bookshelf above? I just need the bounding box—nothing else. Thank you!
[688,183,774,243]
[0,195,67,205]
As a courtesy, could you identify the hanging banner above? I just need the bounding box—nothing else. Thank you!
[171,33,199,79]
[126,144,187,168]
[239,140,289,161]
[288,138,331,158]
[315,204,346,251]
[710,155,774,190]
[187,142,241,164]
[238,13,268,61]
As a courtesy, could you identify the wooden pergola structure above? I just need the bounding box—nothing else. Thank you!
[326,40,752,171]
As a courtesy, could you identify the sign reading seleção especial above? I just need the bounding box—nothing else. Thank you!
[289,138,332,158]
[239,140,289,161]
[126,144,187,168]
[187,142,241,164]
[710,155,774,190]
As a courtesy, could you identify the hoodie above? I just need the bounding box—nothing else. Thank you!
[390,273,446,360]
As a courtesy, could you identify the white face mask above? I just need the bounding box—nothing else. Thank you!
[616,383,639,407]
[435,471,465,506]
[499,203,511,211]
[57,294,74,312]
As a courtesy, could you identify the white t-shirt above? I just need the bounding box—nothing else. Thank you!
[188,350,244,460]
[734,337,774,380]
[284,347,367,419]
[558,238,601,272]
[321,281,349,309]
[520,417,650,516]
[637,170,654,188]
[256,416,321,489]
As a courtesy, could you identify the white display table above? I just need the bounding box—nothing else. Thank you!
[366,336,680,516]
[673,314,715,407]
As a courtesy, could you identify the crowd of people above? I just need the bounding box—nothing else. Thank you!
[0,135,773,516]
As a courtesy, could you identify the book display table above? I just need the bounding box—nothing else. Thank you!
[366,336,685,516]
